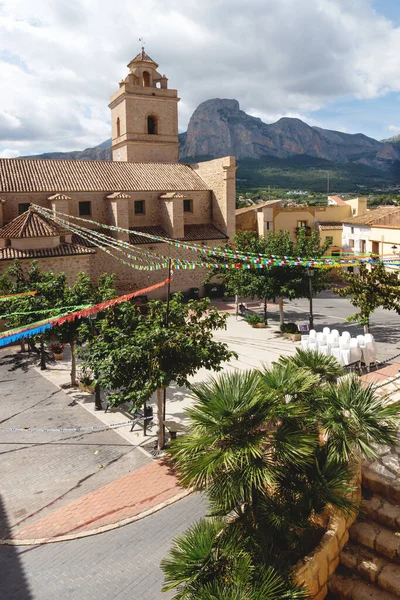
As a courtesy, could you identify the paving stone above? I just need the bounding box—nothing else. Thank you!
[378,562,400,597]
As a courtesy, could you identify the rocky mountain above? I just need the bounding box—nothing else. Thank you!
[20,98,400,173]
[179,99,399,167]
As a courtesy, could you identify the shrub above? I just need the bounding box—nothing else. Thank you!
[280,322,298,334]
[50,342,64,354]
[245,314,265,325]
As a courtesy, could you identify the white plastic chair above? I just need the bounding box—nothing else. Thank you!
[331,346,344,365]
[316,332,325,344]
[339,337,350,349]
[357,335,366,348]
[331,329,339,340]
[309,329,317,340]
[318,344,330,356]
[342,331,351,342]
[349,338,362,363]
[308,340,319,353]
[301,335,309,351]
[323,327,330,337]
[363,334,377,368]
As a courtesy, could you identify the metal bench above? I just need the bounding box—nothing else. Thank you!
[163,420,187,440]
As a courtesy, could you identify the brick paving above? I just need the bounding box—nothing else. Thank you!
[0,351,151,539]
[13,461,185,541]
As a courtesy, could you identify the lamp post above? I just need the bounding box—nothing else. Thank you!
[89,314,102,411]
[306,268,314,331]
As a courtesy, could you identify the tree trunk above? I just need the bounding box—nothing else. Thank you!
[263,297,268,325]
[157,387,165,451]
[364,320,370,334]
[70,340,77,386]
[279,296,284,325]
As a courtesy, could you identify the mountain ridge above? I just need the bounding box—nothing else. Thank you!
[18,99,400,191]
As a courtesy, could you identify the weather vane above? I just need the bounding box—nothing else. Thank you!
[139,37,145,50]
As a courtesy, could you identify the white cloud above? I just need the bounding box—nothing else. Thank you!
[0,148,20,158]
[1,0,400,154]
[388,125,400,132]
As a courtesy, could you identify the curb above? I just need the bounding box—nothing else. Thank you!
[0,489,192,546]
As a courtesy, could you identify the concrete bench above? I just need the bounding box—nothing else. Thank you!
[163,420,188,440]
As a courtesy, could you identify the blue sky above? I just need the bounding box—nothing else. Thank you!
[1,0,400,157]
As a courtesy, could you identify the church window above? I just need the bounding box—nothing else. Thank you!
[147,116,157,135]
[134,200,145,215]
[183,199,193,213]
[116,117,120,137]
[143,71,150,87]
[79,201,91,217]
[18,203,30,214]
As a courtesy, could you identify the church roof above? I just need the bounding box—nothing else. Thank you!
[0,207,68,238]
[0,159,210,193]
[0,244,95,262]
[129,48,158,66]
[129,224,228,245]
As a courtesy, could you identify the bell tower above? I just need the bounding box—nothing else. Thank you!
[109,49,180,163]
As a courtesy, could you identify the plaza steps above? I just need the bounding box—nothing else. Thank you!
[328,471,400,599]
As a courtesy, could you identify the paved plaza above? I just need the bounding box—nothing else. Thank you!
[1,293,400,598]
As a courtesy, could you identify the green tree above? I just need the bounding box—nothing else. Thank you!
[334,261,400,333]
[208,229,330,324]
[79,295,235,449]
[0,261,68,353]
[162,352,400,597]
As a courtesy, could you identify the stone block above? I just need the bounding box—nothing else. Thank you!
[375,529,400,560]
[378,562,400,596]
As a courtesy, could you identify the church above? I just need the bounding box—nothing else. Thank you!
[0,49,236,296]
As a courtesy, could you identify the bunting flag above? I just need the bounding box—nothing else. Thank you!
[0,291,37,301]
[0,278,170,348]
[32,204,400,271]
[0,304,93,319]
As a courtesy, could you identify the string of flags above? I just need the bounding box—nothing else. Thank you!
[33,204,400,271]
[0,278,169,347]
[0,291,37,301]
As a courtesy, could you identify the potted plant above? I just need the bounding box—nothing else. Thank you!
[245,314,266,328]
[78,366,95,393]
[50,341,64,360]
[280,322,301,341]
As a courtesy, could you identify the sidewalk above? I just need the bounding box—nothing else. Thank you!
[9,461,187,544]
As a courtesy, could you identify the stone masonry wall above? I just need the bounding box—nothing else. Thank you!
[0,255,92,286]
[191,157,236,240]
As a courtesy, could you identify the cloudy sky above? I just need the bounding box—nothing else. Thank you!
[1,0,400,157]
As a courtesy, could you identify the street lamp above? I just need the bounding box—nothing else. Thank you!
[89,314,102,411]
[306,268,315,331]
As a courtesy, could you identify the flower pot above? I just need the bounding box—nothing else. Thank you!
[54,353,63,360]
[290,333,301,341]
[252,323,266,329]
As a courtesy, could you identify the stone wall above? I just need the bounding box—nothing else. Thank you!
[0,255,92,286]
[192,157,236,240]
[293,465,362,599]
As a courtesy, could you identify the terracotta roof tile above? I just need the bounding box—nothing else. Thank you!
[183,224,227,241]
[47,193,72,201]
[328,195,348,206]
[106,192,131,199]
[129,226,167,245]
[0,243,95,262]
[129,224,228,245]
[344,206,400,226]
[318,221,343,230]
[129,49,158,66]
[236,200,282,215]
[0,208,68,238]
[0,159,210,193]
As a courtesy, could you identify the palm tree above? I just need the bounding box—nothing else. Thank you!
[277,348,344,383]
[162,362,400,598]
